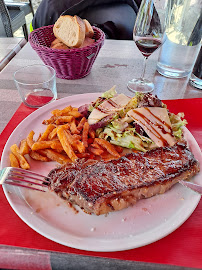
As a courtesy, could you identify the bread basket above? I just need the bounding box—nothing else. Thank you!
[29,25,105,80]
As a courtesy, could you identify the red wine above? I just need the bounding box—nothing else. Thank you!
[135,38,162,57]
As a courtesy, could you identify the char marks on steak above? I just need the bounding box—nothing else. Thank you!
[48,142,200,215]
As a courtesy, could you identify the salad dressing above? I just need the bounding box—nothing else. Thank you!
[107,99,120,109]
[145,108,172,134]
[96,106,109,114]
[88,94,131,125]
[97,99,120,113]
[131,110,169,147]
[128,107,177,147]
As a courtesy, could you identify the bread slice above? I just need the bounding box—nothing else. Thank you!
[79,37,95,48]
[52,42,70,50]
[53,15,85,48]
[83,19,94,38]
[50,38,60,47]
[50,38,69,50]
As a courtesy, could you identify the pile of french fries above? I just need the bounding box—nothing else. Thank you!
[9,105,123,169]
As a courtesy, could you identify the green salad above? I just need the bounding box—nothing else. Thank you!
[86,87,187,152]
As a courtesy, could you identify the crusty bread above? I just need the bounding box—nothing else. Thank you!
[52,42,70,50]
[79,37,95,48]
[83,19,94,38]
[51,37,94,50]
[50,38,61,47]
[53,15,85,48]
[50,38,69,50]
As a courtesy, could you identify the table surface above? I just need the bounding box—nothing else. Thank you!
[0,37,27,72]
[0,39,202,270]
[0,39,202,134]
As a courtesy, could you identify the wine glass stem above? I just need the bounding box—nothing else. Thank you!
[140,57,148,81]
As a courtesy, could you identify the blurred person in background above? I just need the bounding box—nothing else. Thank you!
[32,0,142,40]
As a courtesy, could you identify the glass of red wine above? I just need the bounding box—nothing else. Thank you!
[127,0,165,93]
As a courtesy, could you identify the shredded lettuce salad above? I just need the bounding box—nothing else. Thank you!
[88,88,187,151]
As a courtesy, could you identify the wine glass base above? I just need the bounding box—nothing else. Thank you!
[127,78,154,93]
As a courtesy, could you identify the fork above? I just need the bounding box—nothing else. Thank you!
[0,167,50,192]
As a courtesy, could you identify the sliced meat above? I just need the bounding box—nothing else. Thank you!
[137,93,163,108]
[48,142,200,215]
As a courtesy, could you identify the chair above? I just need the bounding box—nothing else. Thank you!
[0,0,28,39]
[5,0,34,17]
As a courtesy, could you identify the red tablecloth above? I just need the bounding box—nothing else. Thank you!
[0,99,202,269]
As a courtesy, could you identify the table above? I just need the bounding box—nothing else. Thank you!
[0,40,202,134]
[0,37,27,72]
[0,40,202,133]
[0,40,202,270]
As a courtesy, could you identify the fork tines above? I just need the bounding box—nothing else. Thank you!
[2,167,50,192]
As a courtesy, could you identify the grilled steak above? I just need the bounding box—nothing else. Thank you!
[48,142,200,215]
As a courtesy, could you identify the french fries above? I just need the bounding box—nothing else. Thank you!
[10,144,30,170]
[31,141,55,151]
[77,117,86,131]
[48,127,58,140]
[9,104,124,170]
[88,127,95,139]
[38,149,71,164]
[55,116,73,125]
[31,140,63,151]
[27,130,35,148]
[88,146,104,156]
[19,139,30,155]
[70,120,80,135]
[67,110,82,118]
[29,151,49,162]
[74,140,85,153]
[51,105,72,116]
[94,138,120,158]
[9,153,20,168]
[82,122,89,148]
[57,126,78,162]
[38,124,55,141]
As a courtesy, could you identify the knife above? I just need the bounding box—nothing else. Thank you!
[179,180,202,195]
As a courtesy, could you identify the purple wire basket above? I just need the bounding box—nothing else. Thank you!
[29,25,105,80]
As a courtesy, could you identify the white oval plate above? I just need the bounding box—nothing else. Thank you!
[1,93,202,252]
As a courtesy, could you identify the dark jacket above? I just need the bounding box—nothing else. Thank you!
[32,0,141,40]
